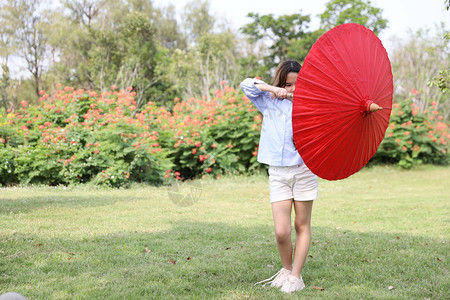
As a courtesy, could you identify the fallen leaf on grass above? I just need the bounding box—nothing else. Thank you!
[437,257,442,262]
[388,286,394,290]
[168,259,176,264]
[312,286,324,291]
[312,241,319,245]
[187,256,191,262]
[144,247,151,254]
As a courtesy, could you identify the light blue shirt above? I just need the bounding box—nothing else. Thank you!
[240,78,303,167]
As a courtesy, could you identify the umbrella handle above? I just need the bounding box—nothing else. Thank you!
[290,95,383,111]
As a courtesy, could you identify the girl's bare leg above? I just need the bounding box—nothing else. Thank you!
[291,200,313,278]
[271,199,294,270]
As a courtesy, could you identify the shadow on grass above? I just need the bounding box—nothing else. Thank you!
[1,221,448,299]
[0,194,147,214]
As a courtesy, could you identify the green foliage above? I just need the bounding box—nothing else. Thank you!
[0,142,17,185]
[391,26,449,120]
[182,0,215,44]
[428,69,449,94]
[427,26,449,96]
[0,64,10,110]
[240,12,312,72]
[155,85,263,180]
[319,0,388,35]
[1,83,449,187]
[0,84,264,187]
[0,87,171,187]
[372,99,449,168]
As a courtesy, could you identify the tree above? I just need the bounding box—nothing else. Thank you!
[240,12,312,80]
[2,0,50,97]
[391,26,449,119]
[63,0,108,29]
[169,30,241,100]
[0,63,10,110]
[319,0,388,36]
[153,3,187,50]
[182,0,215,45]
[0,2,15,64]
[114,12,159,109]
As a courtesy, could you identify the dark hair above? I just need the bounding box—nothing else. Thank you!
[271,60,302,88]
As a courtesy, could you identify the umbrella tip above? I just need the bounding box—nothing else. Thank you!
[369,103,382,112]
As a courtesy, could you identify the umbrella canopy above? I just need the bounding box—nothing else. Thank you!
[292,23,393,180]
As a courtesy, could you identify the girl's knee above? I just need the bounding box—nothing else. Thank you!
[294,221,310,233]
[275,229,291,243]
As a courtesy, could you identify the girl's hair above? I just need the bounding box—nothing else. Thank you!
[271,60,302,87]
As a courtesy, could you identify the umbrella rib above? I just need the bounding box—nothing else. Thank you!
[325,116,365,176]
[313,42,362,101]
[321,34,364,99]
[301,60,359,102]
[299,110,357,150]
[298,76,357,104]
[308,115,363,176]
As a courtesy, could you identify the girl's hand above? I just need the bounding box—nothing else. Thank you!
[273,87,288,99]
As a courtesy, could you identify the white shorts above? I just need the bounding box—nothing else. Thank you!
[268,164,318,203]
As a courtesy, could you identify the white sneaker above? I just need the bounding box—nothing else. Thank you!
[254,267,291,288]
[280,274,305,293]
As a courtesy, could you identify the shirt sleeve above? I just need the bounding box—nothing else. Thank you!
[240,78,270,113]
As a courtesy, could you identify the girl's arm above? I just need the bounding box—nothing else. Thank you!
[255,83,289,100]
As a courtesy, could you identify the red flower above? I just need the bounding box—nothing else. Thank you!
[206,167,212,173]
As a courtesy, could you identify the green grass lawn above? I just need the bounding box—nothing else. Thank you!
[1,165,449,299]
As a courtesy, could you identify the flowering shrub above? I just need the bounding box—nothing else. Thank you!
[0,84,262,187]
[145,85,262,179]
[371,98,449,168]
[1,84,448,187]
[0,86,170,187]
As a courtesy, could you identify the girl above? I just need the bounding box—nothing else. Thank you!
[240,60,318,293]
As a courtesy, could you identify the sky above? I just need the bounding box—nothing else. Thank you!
[154,0,450,55]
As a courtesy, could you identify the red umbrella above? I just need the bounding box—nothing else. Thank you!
[292,23,393,180]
